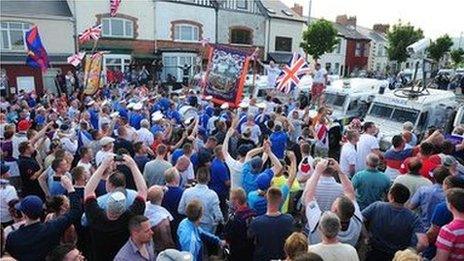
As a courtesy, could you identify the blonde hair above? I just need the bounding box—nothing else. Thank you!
[284,232,308,260]
[392,249,421,261]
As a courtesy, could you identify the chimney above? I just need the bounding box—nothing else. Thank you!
[291,3,303,17]
[373,24,390,34]
[336,15,357,27]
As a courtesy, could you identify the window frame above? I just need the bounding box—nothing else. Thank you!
[101,17,134,38]
[236,0,248,9]
[0,21,32,51]
[173,23,200,42]
[230,28,252,45]
[275,36,292,52]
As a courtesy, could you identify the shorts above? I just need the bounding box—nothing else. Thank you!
[311,83,325,97]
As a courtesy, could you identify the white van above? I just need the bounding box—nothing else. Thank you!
[364,89,457,150]
[315,78,389,125]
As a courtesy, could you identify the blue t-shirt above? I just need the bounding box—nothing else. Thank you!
[150,124,164,136]
[129,112,144,130]
[270,131,288,159]
[362,201,425,255]
[209,158,230,197]
[247,191,267,216]
[171,149,184,165]
[242,164,274,195]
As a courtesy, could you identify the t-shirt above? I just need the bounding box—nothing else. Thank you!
[399,155,441,181]
[17,155,44,199]
[409,184,445,229]
[308,242,359,261]
[248,214,294,260]
[85,196,145,261]
[143,159,172,186]
[314,176,343,211]
[351,169,391,210]
[225,154,244,189]
[394,174,433,200]
[362,201,425,255]
[209,158,230,197]
[356,134,379,171]
[264,65,281,88]
[340,142,357,176]
[436,219,464,260]
[313,68,328,84]
[270,131,288,159]
[383,148,413,181]
[306,200,363,246]
[0,182,18,223]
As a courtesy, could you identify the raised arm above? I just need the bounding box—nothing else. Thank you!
[38,170,50,197]
[245,146,264,162]
[84,156,112,199]
[331,158,355,201]
[123,154,148,200]
[30,121,53,146]
[263,141,283,175]
[223,114,238,159]
[303,159,326,205]
[286,151,297,188]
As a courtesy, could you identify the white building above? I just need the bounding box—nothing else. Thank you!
[357,25,389,74]
[318,35,347,76]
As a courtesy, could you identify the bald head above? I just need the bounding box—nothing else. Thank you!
[176,156,191,172]
[147,185,164,205]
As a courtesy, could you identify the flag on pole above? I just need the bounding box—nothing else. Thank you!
[79,24,102,44]
[275,53,310,94]
[110,0,122,17]
[67,52,86,67]
[250,47,260,61]
[25,26,49,71]
[200,38,210,47]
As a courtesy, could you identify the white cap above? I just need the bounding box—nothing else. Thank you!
[133,102,143,111]
[220,103,229,109]
[204,95,213,101]
[239,101,249,109]
[102,100,109,106]
[184,116,194,125]
[110,112,120,118]
[179,95,186,99]
[100,136,115,146]
[127,102,135,109]
[86,100,95,106]
[256,102,267,109]
[151,111,164,121]
[141,97,148,102]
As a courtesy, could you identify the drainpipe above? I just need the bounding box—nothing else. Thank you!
[266,19,271,61]
[215,7,218,44]
[73,0,78,53]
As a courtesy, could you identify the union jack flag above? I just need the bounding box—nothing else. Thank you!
[110,0,121,17]
[275,53,310,94]
[79,24,102,44]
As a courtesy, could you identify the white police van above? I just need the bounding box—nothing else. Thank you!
[364,89,457,150]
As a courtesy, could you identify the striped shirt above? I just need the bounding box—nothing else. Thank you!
[436,219,464,260]
[314,176,343,211]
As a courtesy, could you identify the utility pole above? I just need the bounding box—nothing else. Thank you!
[307,0,312,26]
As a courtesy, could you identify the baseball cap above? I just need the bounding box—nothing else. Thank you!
[1,164,10,175]
[16,195,43,219]
[18,119,31,132]
[250,157,263,173]
[156,249,193,261]
[100,136,115,146]
[107,191,127,216]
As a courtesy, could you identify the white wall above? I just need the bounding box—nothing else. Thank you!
[70,0,155,40]
[268,19,305,53]
[217,10,266,46]
[318,37,347,75]
[154,1,215,42]
[1,15,74,54]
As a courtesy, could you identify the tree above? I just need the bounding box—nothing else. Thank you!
[387,22,424,64]
[300,19,339,61]
[428,34,454,64]
[450,48,464,67]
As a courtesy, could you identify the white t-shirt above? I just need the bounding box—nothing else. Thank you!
[308,242,359,261]
[265,65,281,88]
[241,124,261,145]
[179,162,194,188]
[313,68,328,84]
[340,142,358,176]
[306,200,363,247]
[225,154,244,189]
[136,127,154,147]
[356,134,379,171]
[0,183,18,223]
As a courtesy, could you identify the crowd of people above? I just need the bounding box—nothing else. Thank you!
[0,77,464,261]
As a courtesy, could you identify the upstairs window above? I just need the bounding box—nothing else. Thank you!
[236,0,247,9]
[275,36,292,52]
[355,42,366,57]
[0,21,31,50]
[102,18,133,38]
[230,28,252,45]
[174,24,199,41]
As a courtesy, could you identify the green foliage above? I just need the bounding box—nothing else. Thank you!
[428,34,454,62]
[450,48,464,67]
[300,19,340,60]
[387,22,424,63]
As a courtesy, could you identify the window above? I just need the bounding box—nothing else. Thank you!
[174,24,199,42]
[355,42,365,57]
[103,55,131,83]
[369,104,393,118]
[333,40,341,54]
[162,53,196,82]
[325,63,331,72]
[230,28,252,45]
[334,63,340,74]
[275,37,292,52]
[325,93,346,108]
[102,18,133,38]
[236,0,247,9]
[377,44,383,56]
[0,22,31,50]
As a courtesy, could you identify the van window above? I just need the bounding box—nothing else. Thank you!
[370,104,393,118]
[391,109,419,124]
[325,93,346,107]
[347,100,359,111]
[418,111,428,130]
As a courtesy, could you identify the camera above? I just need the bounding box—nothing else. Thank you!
[406,38,431,56]
[52,176,61,182]
[114,155,124,161]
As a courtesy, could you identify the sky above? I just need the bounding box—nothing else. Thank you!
[281,0,464,41]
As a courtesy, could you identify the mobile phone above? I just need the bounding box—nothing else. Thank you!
[114,155,124,161]
[53,176,61,182]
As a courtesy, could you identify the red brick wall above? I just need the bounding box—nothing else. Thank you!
[345,39,369,74]
[2,64,74,95]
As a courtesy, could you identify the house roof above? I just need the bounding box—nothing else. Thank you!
[331,23,370,40]
[259,0,306,22]
[357,25,387,43]
[1,0,72,17]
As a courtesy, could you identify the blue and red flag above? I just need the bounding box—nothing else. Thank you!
[275,52,310,94]
[25,26,49,71]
